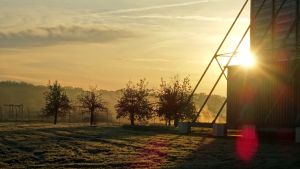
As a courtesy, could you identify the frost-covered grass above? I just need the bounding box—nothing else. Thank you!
[0,123,299,169]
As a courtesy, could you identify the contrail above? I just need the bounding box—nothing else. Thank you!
[119,15,249,22]
[95,0,210,15]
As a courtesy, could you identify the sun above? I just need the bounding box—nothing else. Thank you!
[237,51,256,68]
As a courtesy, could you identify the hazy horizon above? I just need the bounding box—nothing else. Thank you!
[0,0,250,96]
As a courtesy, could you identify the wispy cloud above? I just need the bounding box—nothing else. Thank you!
[0,25,135,48]
[94,0,210,15]
[120,15,249,22]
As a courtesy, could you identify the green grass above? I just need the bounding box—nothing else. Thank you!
[0,123,299,169]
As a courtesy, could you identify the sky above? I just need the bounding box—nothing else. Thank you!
[0,0,250,96]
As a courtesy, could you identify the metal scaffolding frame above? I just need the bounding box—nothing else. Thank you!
[186,0,295,127]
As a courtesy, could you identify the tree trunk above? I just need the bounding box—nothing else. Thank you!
[54,111,58,125]
[90,110,94,126]
[168,119,171,126]
[130,112,135,126]
[174,119,178,127]
[174,117,179,127]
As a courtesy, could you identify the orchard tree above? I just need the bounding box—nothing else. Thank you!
[156,76,196,126]
[115,79,153,126]
[43,81,71,125]
[78,88,108,126]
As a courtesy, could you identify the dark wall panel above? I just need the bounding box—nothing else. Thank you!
[251,0,298,61]
[227,61,300,129]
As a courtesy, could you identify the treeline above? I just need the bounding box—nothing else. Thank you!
[42,76,226,126]
[0,80,226,125]
[0,81,119,117]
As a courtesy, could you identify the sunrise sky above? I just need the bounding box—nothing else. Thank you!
[0,0,250,95]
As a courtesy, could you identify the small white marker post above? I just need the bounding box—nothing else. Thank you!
[178,122,191,134]
[213,124,227,137]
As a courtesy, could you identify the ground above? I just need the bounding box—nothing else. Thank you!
[0,123,299,169]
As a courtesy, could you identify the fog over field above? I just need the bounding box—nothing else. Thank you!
[0,81,226,123]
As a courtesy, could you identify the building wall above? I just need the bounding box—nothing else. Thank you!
[227,61,300,129]
[227,0,300,130]
[251,0,298,61]
[251,0,273,54]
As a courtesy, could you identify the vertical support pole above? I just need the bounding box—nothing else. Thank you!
[296,0,300,127]
[297,0,299,56]
[272,0,275,59]
[21,105,24,122]
[0,106,2,122]
[15,105,18,122]
[10,105,13,121]
[27,108,30,122]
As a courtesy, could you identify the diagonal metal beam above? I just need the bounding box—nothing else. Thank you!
[192,0,269,123]
[193,25,251,123]
[216,51,241,57]
[185,0,250,106]
[279,18,297,48]
[215,57,228,80]
[212,99,227,124]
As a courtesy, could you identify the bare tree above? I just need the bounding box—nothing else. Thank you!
[115,79,153,126]
[78,88,108,126]
[43,81,71,125]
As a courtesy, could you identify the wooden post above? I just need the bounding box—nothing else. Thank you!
[0,106,2,122]
[15,105,17,122]
[27,108,30,122]
[10,105,13,120]
[21,105,24,122]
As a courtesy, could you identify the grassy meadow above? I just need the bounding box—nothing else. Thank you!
[0,123,299,169]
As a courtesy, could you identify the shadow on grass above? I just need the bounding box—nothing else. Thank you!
[0,123,184,168]
[121,124,178,134]
[171,132,300,169]
[0,124,174,142]
[1,123,299,169]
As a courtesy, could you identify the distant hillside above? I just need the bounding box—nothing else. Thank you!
[0,81,226,122]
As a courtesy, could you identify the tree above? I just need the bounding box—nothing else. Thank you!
[78,88,108,126]
[43,81,71,125]
[156,76,196,127]
[115,79,153,126]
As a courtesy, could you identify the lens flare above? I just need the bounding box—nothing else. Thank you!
[236,125,259,162]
